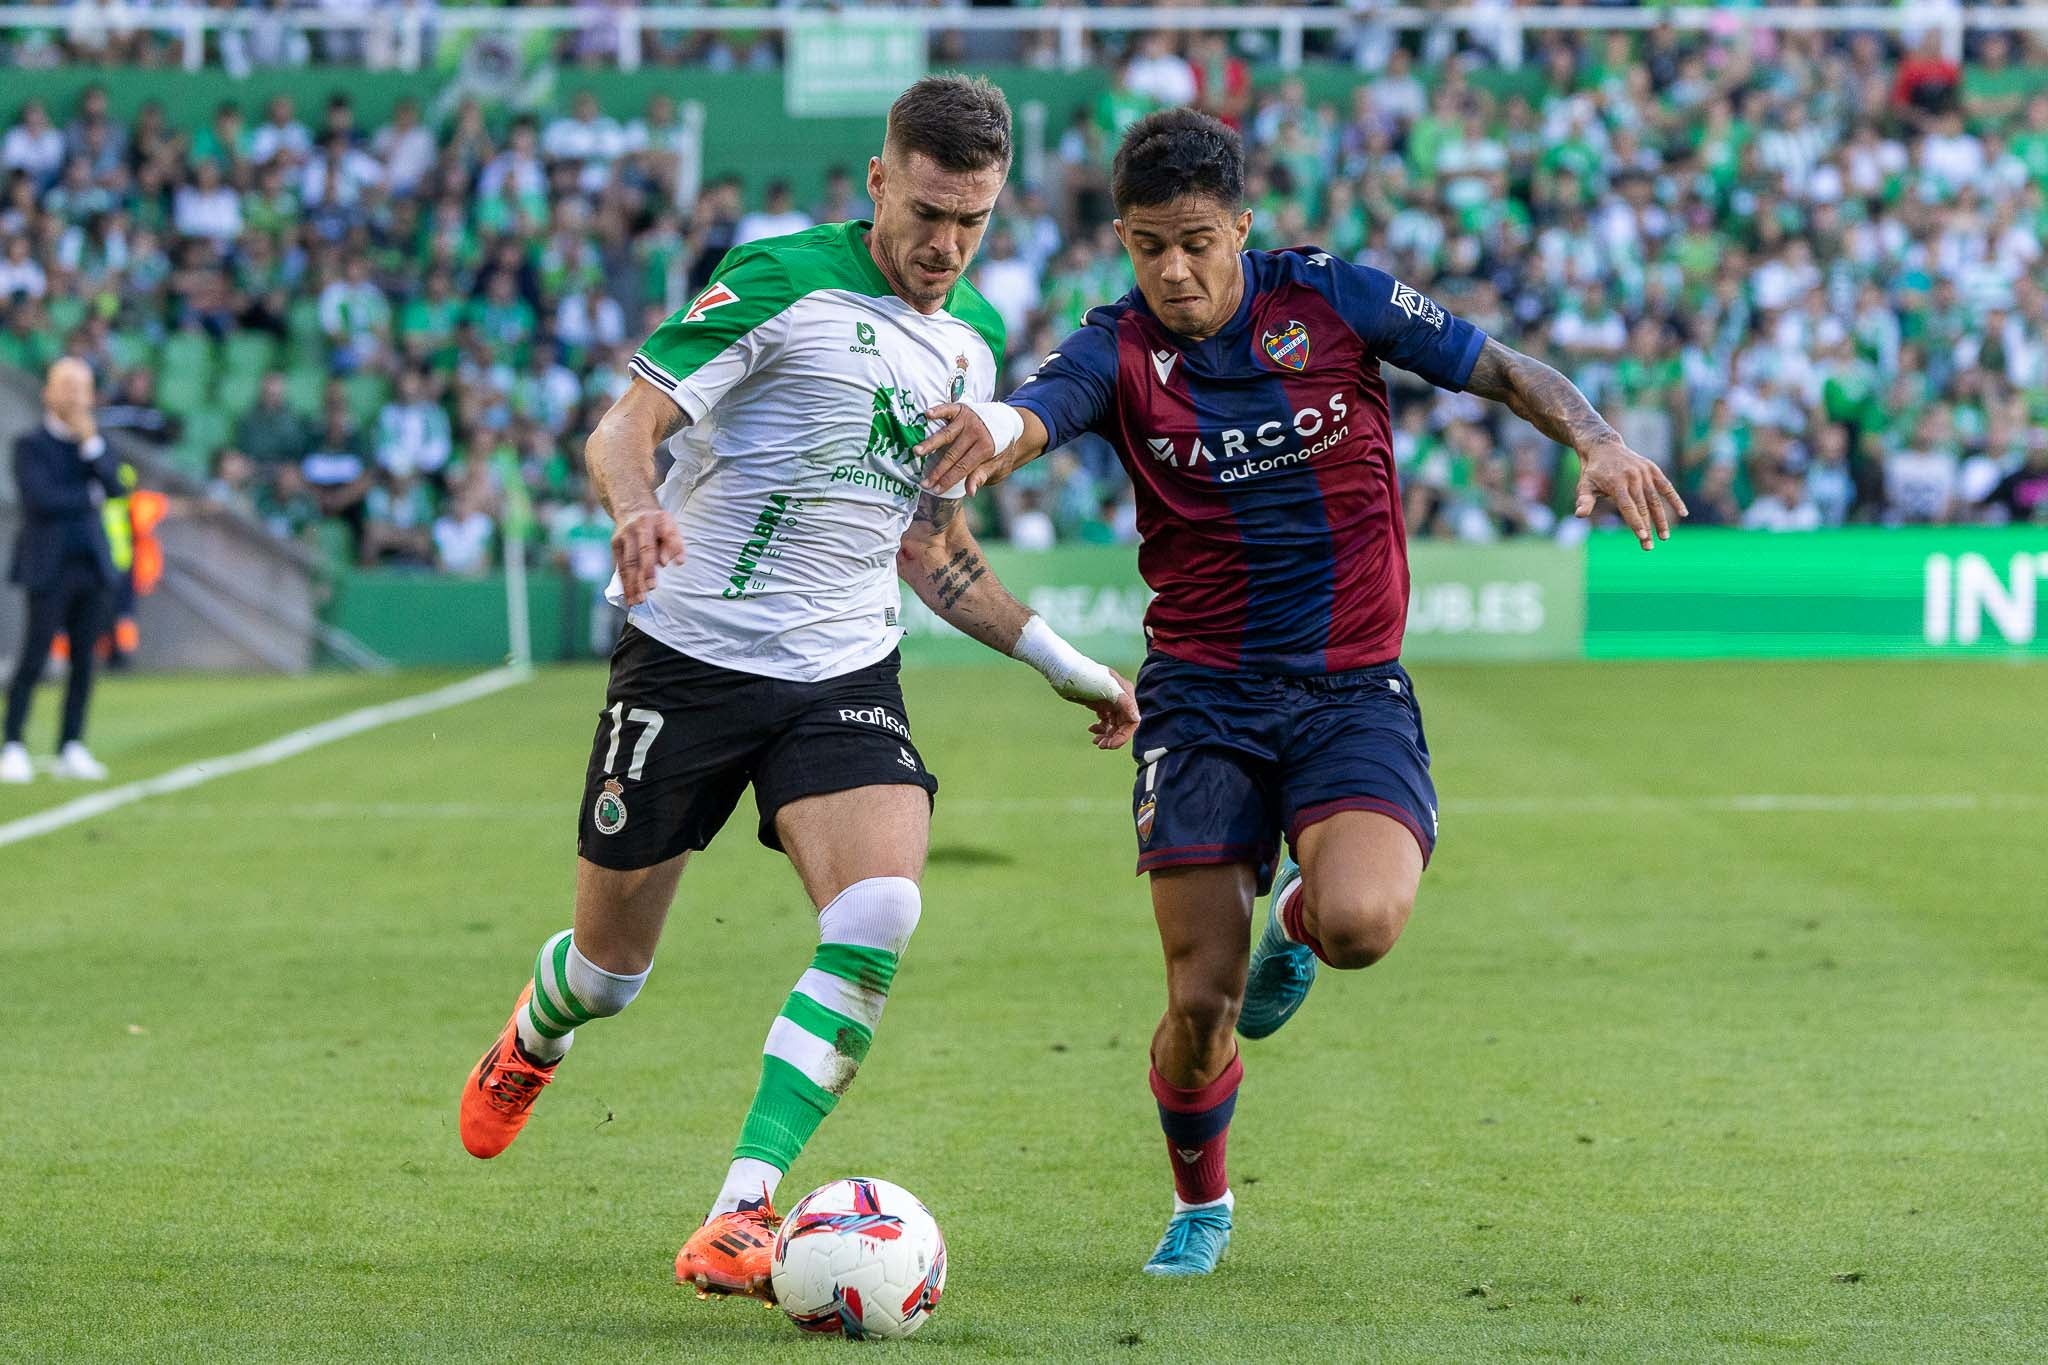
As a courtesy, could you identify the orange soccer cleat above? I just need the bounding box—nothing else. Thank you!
[676,1203,781,1301]
[459,984,558,1158]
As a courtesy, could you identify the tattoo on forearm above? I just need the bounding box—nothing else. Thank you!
[911,492,960,531]
[927,547,986,611]
[1465,338,1620,451]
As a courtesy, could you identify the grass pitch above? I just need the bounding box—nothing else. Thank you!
[4,659,2045,1362]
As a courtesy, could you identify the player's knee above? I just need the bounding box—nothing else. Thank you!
[818,875,921,955]
[1167,982,1242,1055]
[1311,886,1412,970]
[565,939,649,1017]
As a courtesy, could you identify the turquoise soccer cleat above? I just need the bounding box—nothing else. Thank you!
[1237,854,1316,1040]
[1142,1203,1233,1277]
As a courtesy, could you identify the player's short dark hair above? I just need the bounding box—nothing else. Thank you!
[885,75,1013,174]
[1112,108,1245,214]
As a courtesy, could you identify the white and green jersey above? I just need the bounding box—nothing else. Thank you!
[617,220,1005,681]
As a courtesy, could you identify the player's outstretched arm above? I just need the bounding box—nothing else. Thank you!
[913,402,1052,498]
[1462,337,1688,551]
[586,377,688,604]
[897,494,1138,750]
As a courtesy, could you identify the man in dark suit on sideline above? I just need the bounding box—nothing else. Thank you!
[3,358,123,783]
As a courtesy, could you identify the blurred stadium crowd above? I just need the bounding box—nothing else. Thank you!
[3,8,2048,582]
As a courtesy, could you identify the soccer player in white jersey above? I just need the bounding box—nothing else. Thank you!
[455,76,1140,1300]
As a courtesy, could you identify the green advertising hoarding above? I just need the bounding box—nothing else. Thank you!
[785,21,927,117]
[318,530,2048,668]
[325,567,585,665]
[897,546,1149,665]
[1404,540,1585,661]
[1585,527,2048,658]
[897,542,1586,665]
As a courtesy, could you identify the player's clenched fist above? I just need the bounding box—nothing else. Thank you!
[611,505,685,605]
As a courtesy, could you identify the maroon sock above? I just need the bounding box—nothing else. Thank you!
[1279,883,1333,965]
[1149,1053,1242,1204]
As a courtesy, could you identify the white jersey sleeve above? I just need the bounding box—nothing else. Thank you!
[627,247,799,422]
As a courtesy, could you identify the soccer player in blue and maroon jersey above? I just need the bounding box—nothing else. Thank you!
[915,109,1686,1276]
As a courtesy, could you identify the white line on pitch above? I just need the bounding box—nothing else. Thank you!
[99,789,2048,824]
[0,665,531,850]
[947,793,2045,817]
[125,799,559,821]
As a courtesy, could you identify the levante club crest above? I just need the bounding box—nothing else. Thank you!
[1262,321,1310,371]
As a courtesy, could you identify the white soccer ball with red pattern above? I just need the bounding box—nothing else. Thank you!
[770,1177,946,1341]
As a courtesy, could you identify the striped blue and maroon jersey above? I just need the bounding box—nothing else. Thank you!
[1011,247,1486,675]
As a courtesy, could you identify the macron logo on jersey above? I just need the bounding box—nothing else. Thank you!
[1389,280,1446,331]
[683,282,740,324]
[1151,348,1179,385]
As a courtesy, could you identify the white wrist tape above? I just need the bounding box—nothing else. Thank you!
[925,402,1025,499]
[964,401,1025,456]
[1011,614,1121,703]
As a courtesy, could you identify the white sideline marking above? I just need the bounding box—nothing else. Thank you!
[99,789,2048,825]
[0,666,530,850]
[127,800,557,821]
[1468,793,2035,815]
[947,793,2045,817]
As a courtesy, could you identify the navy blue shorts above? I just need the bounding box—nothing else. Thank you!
[1130,651,1437,889]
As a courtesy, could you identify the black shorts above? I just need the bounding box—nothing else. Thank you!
[577,624,938,871]
[1131,651,1437,892]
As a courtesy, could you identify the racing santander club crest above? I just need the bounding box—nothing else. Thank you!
[949,353,969,402]
[1262,320,1310,371]
[594,778,628,835]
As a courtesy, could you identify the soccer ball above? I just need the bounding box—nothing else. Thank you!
[770,1177,946,1340]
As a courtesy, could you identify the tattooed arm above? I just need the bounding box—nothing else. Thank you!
[897,493,1025,648]
[898,494,1139,749]
[586,377,689,603]
[1461,337,1688,550]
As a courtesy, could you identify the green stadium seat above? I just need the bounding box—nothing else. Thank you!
[216,366,266,418]
[286,335,331,373]
[215,333,277,416]
[157,330,220,417]
[285,299,328,369]
[222,332,278,384]
[284,364,328,419]
[342,372,392,431]
[170,408,231,478]
[158,370,214,420]
[165,447,211,482]
[47,295,88,337]
[312,517,356,569]
[160,331,218,387]
[107,330,157,374]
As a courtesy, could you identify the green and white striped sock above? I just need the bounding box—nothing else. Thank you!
[712,876,921,1215]
[515,929,648,1063]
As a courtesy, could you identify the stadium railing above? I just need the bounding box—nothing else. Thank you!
[0,3,2043,75]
